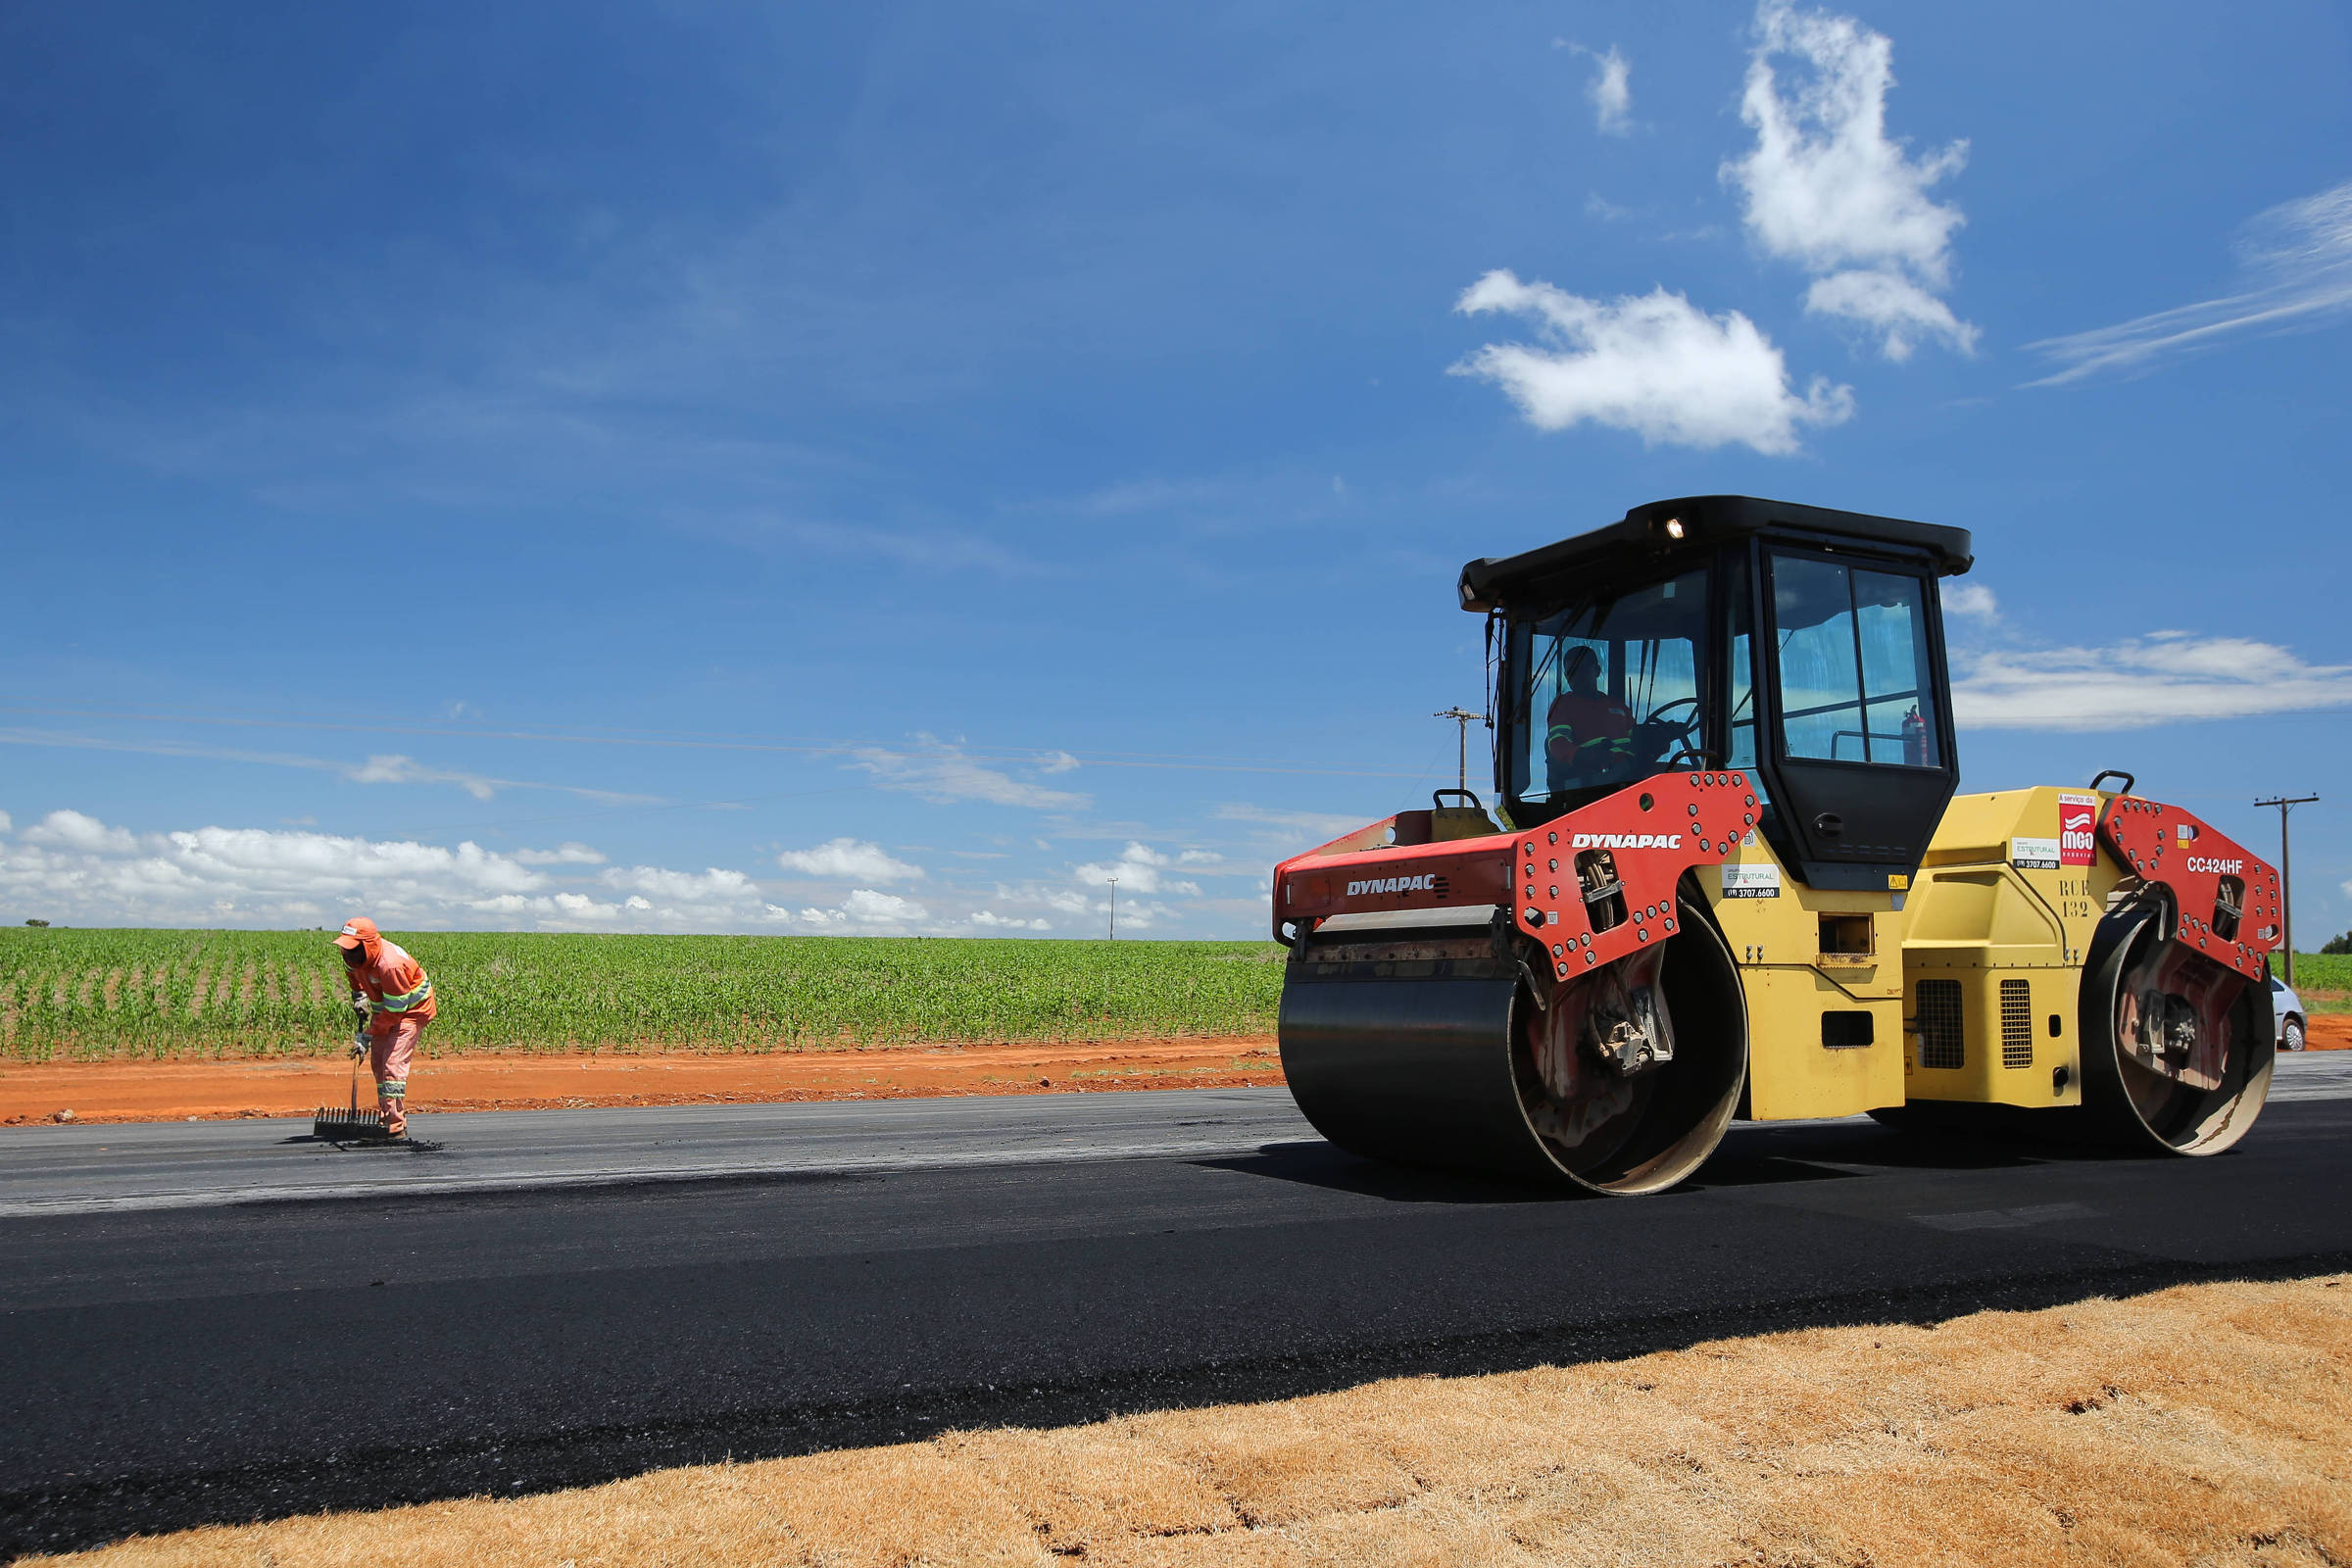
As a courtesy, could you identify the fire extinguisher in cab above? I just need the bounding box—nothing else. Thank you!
[1902,705,1929,766]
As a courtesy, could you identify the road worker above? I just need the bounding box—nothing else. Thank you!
[333,916,435,1139]
[1544,645,1636,793]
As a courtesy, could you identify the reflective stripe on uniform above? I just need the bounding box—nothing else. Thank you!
[378,1080,407,1096]
[379,977,432,1010]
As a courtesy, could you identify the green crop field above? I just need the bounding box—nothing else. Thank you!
[2281,953,2351,1009]
[0,928,1289,1061]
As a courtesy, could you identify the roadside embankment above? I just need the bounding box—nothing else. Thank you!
[25,1273,2351,1567]
[0,1038,1282,1126]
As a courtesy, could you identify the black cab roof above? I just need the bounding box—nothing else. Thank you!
[1457,495,1974,613]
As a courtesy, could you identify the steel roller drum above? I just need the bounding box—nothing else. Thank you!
[2075,902,2275,1155]
[1876,899,2274,1155]
[1278,899,1747,1195]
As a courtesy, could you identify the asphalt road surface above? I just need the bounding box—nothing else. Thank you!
[4,1056,2349,1555]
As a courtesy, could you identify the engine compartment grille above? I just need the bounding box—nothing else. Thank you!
[1917,978,1964,1070]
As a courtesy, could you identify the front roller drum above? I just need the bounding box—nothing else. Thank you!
[1278,899,1746,1195]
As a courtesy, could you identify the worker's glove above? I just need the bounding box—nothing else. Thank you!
[349,1026,369,1060]
[350,998,370,1024]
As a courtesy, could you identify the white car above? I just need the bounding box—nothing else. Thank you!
[2272,975,2308,1052]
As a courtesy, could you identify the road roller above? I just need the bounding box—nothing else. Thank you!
[1272,496,2281,1195]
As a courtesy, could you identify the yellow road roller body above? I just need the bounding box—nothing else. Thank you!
[1272,497,2281,1195]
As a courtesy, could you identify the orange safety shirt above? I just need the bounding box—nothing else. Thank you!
[1545,690,1634,761]
[347,939,438,1023]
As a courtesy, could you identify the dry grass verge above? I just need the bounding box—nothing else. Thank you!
[27,1275,2352,1568]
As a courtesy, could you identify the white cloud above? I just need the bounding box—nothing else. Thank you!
[969,909,1053,932]
[1801,270,1977,361]
[786,888,934,929]
[543,892,623,922]
[347,754,502,802]
[2028,179,2352,385]
[1102,899,1177,932]
[1944,582,1998,621]
[1588,46,1632,135]
[1453,270,1852,455]
[1177,849,1223,865]
[4,812,548,926]
[0,808,12,834]
[1951,632,2352,730]
[597,864,761,904]
[1725,1,1975,359]
[1073,842,1203,898]
[23,808,137,854]
[852,736,1088,810]
[843,888,928,924]
[512,841,607,865]
[776,837,926,883]
[0,810,793,931]
[1037,751,1082,775]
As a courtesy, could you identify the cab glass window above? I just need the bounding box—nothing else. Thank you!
[1770,555,1940,766]
[1727,551,1758,773]
[1509,566,1711,806]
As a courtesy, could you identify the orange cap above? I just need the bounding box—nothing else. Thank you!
[333,916,379,951]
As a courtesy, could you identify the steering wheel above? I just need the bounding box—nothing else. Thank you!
[1640,696,1702,747]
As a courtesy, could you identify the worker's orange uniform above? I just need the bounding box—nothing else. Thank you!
[1544,688,1636,790]
[335,917,435,1137]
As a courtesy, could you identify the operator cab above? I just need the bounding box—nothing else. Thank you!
[1459,495,1972,891]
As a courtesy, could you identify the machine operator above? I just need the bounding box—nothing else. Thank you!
[334,917,435,1140]
[1544,645,1637,794]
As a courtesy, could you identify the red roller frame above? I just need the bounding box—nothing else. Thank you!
[1273,770,1760,981]
[2098,797,2282,981]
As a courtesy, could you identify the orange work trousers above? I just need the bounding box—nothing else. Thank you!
[368,1013,428,1136]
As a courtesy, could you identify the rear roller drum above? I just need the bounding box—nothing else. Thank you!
[1278,897,1746,1195]
[1873,902,2274,1154]
[2076,901,2274,1155]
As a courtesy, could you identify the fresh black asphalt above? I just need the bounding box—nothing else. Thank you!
[4,1060,2349,1556]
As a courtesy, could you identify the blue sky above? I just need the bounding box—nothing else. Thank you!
[2,1,2348,944]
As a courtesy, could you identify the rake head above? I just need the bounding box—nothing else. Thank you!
[316,1054,395,1141]
[312,1105,394,1141]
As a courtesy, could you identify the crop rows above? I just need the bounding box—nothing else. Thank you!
[2287,953,2350,1007]
[0,928,1289,1061]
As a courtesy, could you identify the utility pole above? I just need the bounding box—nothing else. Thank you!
[1434,708,1482,794]
[1106,876,1117,942]
[2254,794,2319,984]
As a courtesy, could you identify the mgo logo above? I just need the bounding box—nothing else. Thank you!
[2183,856,2245,875]
[1569,832,1683,851]
[2058,791,2097,868]
[1346,873,1444,897]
